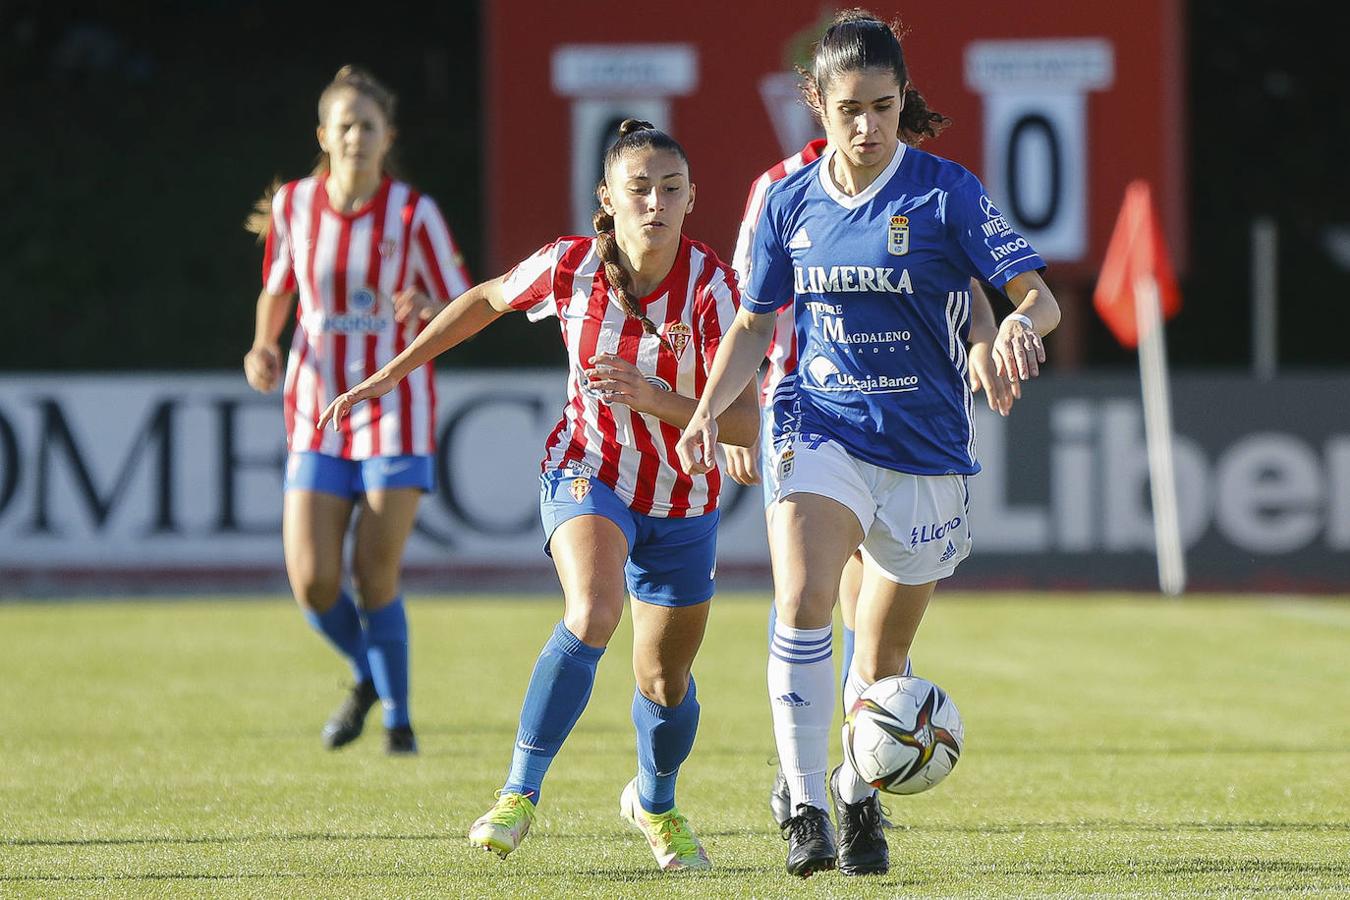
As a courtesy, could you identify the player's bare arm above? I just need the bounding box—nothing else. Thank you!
[585,353,760,447]
[243,289,296,393]
[676,306,776,474]
[966,280,1015,416]
[318,276,509,430]
[994,272,1061,391]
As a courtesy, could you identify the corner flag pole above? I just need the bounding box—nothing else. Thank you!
[1133,273,1186,595]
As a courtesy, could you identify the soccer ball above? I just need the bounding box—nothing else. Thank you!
[844,675,964,795]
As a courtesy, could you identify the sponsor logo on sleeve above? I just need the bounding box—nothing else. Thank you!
[979,194,1014,238]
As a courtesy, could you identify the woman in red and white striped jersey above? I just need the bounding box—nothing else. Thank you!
[243,66,471,756]
[320,119,760,870]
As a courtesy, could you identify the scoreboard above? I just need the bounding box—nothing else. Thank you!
[482,0,1185,280]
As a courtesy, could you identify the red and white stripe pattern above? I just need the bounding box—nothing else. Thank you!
[502,235,739,518]
[262,176,471,459]
[731,139,827,402]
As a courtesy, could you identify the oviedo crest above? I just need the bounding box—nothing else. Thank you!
[663,322,691,360]
[887,215,910,256]
[569,477,592,503]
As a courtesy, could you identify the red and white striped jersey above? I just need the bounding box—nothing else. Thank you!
[731,139,827,403]
[262,176,471,459]
[502,235,740,518]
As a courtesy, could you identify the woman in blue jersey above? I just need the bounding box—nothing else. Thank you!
[677,10,1058,878]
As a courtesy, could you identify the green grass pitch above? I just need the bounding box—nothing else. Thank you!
[1,593,1347,898]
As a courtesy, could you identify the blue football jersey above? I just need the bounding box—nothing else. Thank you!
[744,143,1045,475]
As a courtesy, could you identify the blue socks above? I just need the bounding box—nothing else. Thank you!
[364,598,411,729]
[303,590,373,685]
[633,677,700,814]
[504,621,605,802]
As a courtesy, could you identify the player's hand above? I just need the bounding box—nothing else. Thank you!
[393,289,443,323]
[722,442,761,485]
[317,374,396,432]
[993,291,1046,398]
[244,344,281,393]
[968,341,1015,416]
[677,410,718,475]
[585,353,658,412]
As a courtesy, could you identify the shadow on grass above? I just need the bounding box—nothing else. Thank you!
[8,819,1347,852]
[982,859,1350,878]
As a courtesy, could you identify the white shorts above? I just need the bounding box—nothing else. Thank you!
[769,434,972,585]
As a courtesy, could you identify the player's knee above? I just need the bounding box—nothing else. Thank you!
[773,587,835,628]
[563,601,622,647]
[636,671,690,708]
[290,571,341,613]
[350,560,399,609]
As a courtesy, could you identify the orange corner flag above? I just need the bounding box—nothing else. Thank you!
[1093,180,1182,349]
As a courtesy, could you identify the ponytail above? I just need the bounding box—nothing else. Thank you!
[798,8,950,145]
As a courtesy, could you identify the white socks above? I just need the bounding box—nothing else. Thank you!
[768,622,835,812]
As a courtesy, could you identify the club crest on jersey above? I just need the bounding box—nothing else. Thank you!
[379,238,398,259]
[887,215,910,256]
[663,322,691,360]
[569,477,592,503]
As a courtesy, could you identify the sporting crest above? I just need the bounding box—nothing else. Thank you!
[569,477,592,503]
[887,216,910,256]
[664,322,692,360]
[379,238,398,259]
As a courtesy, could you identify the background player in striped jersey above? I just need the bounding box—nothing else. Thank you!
[724,139,1019,831]
[680,11,1057,877]
[243,66,471,755]
[319,120,759,871]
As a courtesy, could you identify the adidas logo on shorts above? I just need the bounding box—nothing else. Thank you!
[938,540,958,563]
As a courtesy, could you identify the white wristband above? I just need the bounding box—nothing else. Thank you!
[1004,313,1035,333]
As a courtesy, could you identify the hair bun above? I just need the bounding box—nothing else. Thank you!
[618,118,656,137]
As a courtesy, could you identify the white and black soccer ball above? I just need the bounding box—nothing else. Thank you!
[844,675,964,795]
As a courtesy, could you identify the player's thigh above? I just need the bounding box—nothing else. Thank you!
[769,492,864,628]
[630,601,710,707]
[851,569,936,682]
[283,489,355,609]
[351,487,423,606]
[838,550,864,627]
[549,514,631,646]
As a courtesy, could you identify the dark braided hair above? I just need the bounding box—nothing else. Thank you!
[593,118,690,349]
[798,9,950,145]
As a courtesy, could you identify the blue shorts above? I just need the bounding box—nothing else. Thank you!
[285,451,435,499]
[539,468,719,607]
